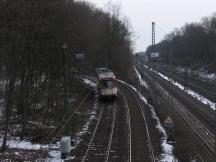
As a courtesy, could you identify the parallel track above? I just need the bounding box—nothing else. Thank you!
[154,64,216,102]
[138,65,216,132]
[159,86,214,153]
[139,65,215,156]
[118,81,155,162]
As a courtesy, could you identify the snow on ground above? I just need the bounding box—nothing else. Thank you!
[0,137,73,161]
[0,78,97,161]
[144,65,216,110]
[47,150,63,162]
[6,138,48,150]
[46,150,75,162]
[134,66,148,88]
[118,80,177,161]
[46,91,98,161]
[148,102,175,162]
[0,137,47,150]
[83,78,97,88]
[0,136,63,161]
[176,66,216,82]
[176,67,185,74]
[71,99,98,150]
[199,72,216,81]
[41,99,98,161]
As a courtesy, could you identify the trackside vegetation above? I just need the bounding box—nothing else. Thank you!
[0,0,133,152]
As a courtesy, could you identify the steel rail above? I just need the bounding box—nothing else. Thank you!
[118,89,132,162]
[142,67,215,154]
[123,83,155,162]
[105,103,117,162]
[159,93,215,154]
[137,65,216,121]
[118,82,155,162]
[157,67,216,97]
[82,102,117,162]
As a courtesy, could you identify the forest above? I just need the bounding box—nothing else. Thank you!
[146,13,216,71]
[0,0,133,151]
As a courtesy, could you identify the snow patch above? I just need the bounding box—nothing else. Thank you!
[46,150,74,162]
[83,78,96,88]
[176,67,185,73]
[0,78,98,161]
[65,92,99,160]
[48,150,62,162]
[176,66,216,82]
[45,150,75,162]
[199,72,216,81]
[144,65,216,110]
[71,100,97,150]
[0,137,49,150]
[134,66,148,88]
[149,105,175,162]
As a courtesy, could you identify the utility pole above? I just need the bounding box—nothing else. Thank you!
[62,43,68,112]
[62,43,70,134]
[152,22,157,104]
[152,22,155,47]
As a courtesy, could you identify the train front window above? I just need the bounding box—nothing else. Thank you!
[100,80,114,88]
[106,80,113,88]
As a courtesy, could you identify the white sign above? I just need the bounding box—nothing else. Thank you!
[75,53,85,59]
[150,52,159,58]
[163,115,174,127]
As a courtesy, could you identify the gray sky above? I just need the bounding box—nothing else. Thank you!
[85,0,216,53]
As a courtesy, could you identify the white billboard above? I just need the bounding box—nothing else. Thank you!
[150,52,159,58]
[75,53,85,59]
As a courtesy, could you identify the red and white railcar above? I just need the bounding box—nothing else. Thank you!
[96,68,117,99]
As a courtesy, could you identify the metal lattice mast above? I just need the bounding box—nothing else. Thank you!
[152,22,155,47]
[152,22,157,103]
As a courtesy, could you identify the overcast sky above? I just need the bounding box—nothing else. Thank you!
[84,0,216,53]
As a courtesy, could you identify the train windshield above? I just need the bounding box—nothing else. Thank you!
[100,80,114,89]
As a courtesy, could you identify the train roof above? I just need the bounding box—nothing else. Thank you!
[96,68,115,79]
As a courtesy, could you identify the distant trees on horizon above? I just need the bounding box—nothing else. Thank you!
[146,13,216,70]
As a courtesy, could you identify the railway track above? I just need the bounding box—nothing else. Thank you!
[81,102,117,162]
[77,80,162,162]
[154,64,216,102]
[118,81,156,162]
[172,82,215,132]
[139,65,215,158]
[159,85,215,153]
[137,65,216,132]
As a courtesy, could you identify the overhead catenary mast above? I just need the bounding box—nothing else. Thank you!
[152,22,155,47]
[151,22,157,103]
